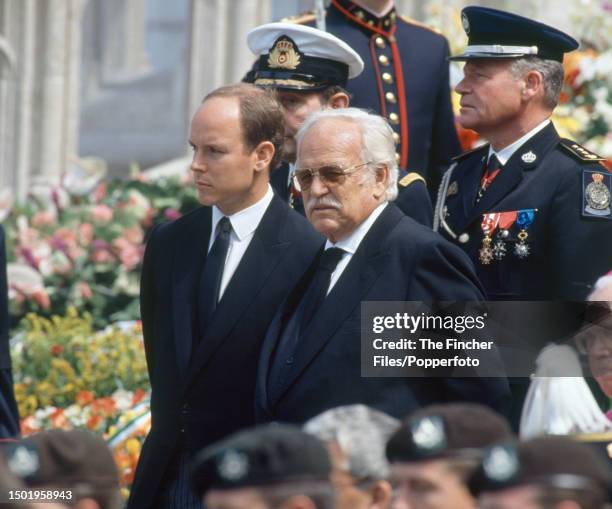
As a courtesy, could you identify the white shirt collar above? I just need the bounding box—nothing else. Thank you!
[324,202,388,253]
[211,185,274,241]
[488,119,550,166]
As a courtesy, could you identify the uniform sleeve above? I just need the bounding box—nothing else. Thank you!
[427,38,461,193]
[394,181,434,227]
[549,164,612,299]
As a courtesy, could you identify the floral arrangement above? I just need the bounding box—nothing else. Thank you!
[13,309,151,498]
[4,168,199,330]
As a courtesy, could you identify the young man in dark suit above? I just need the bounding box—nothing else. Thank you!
[255,107,509,427]
[128,84,323,509]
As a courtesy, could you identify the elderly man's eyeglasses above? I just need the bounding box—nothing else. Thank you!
[292,162,372,192]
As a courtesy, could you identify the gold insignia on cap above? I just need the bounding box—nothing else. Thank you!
[379,55,390,66]
[268,37,301,70]
[483,445,519,482]
[8,446,39,478]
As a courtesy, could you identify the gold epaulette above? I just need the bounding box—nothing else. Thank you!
[399,172,426,187]
[559,139,606,162]
[281,11,317,25]
[399,15,441,35]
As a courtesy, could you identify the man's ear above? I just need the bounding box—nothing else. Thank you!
[522,70,543,101]
[328,92,350,109]
[254,141,275,172]
[367,480,393,509]
[278,495,318,509]
[74,498,102,509]
[372,164,390,200]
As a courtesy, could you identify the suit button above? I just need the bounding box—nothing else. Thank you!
[375,36,386,48]
[181,403,189,414]
[388,113,399,125]
[382,72,393,84]
[385,92,396,104]
[285,357,294,365]
[395,153,401,164]
[392,132,400,145]
[378,55,390,66]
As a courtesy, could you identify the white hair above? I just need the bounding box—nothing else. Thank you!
[296,107,399,201]
[304,404,400,481]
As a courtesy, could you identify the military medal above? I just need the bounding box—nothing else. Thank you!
[479,213,500,265]
[492,211,517,260]
[514,209,536,259]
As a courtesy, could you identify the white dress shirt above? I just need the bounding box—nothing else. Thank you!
[325,202,388,294]
[488,118,550,165]
[209,185,274,299]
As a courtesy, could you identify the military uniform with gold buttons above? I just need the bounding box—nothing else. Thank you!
[285,0,461,195]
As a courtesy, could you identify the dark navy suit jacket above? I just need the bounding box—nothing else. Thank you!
[128,196,323,509]
[0,225,19,438]
[255,204,510,424]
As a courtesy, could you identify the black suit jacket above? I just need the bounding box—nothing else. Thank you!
[255,204,510,424]
[0,225,19,438]
[128,196,323,509]
[438,123,612,300]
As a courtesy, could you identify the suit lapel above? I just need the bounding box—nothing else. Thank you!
[185,196,291,388]
[269,205,404,406]
[172,207,211,379]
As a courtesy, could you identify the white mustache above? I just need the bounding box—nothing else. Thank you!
[305,196,342,214]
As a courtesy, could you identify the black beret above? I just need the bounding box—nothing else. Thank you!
[3,430,119,490]
[450,6,579,62]
[386,403,513,463]
[468,436,612,501]
[191,424,331,496]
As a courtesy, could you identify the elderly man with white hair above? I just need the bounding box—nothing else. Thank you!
[255,107,510,425]
[304,405,399,509]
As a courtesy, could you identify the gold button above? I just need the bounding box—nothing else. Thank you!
[392,132,400,144]
[389,112,399,124]
[385,92,396,103]
[382,72,393,84]
[355,10,365,19]
[367,20,374,26]
[379,55,389,66]
[395,153,401,164]
[375,36,386,48]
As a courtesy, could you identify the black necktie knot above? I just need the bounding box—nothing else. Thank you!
[487,154,502,172]
[218,216,232,236]
[318,247,345,273]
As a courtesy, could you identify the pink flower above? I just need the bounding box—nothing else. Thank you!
[123,225,144,245]
[164,208,181,221]
[77,281,93,299]
[32,289,51,309]
[91,182,107,203]
[113,238,143,270]
[77,223,94,246]
[31,210,56,228]
[91,249,114,264]
[90,204,113,223]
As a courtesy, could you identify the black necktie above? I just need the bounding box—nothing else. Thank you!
[197,217,232,340]
[268,247,345,398]
[477,154,502,203]
[298,247,346,331]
